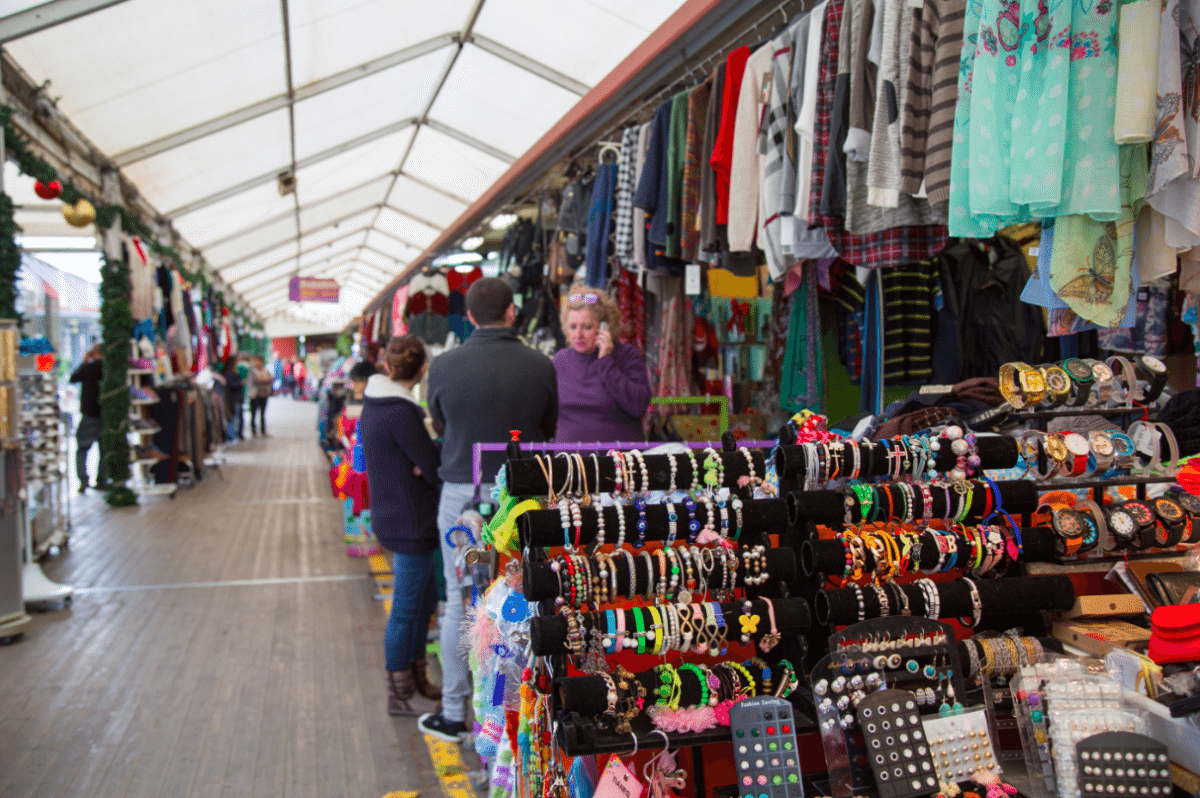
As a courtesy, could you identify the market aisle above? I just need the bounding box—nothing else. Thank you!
[0,398,442,798]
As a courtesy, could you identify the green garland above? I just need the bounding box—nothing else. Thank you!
[0,193,21,320]
[99,252,136,506]
[0,104,263,331]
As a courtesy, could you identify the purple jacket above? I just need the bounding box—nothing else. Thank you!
[553,343,652,444]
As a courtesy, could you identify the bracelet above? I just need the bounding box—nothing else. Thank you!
[759,597,781,652]
[872,584,890,618]
[634,496,649,548]
[648,606,664,655]
[960,578,983,627]
[678,662,709,708]
[668,453,679,493]
[665,501,678,544]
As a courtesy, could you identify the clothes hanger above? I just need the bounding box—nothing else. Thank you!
[597,142,622,165]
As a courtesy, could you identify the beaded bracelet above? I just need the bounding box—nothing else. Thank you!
[731,496,745,541]
[668,453,679,493]
[740,448,758,486]
[678,663,709,708]
[614,503,627,549]
[686,449,700,494]
[634,496,648,548]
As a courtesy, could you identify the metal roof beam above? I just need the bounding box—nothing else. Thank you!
[213,202,383,273]
[0,0,130,42]
[163,118,418,218]
[422,118,515,164]
[225,228,370,288]
[467,34,588,95]
[111,32,458,166]
[396,170,474,206]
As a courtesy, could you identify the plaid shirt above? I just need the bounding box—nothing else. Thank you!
[806,0,948,268]
[613,126,639,262]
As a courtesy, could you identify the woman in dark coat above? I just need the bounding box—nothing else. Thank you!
[359,335,442,715]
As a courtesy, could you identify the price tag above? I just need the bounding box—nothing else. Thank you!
[595,757,644,798]
[1132,423,1159,458]
[685,263,702,295]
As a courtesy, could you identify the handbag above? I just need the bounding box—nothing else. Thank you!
[1147,604,1200,664]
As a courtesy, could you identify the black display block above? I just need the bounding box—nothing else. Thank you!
[505,448,768,497]
[786,479,1039,527]
[774,436,1019,481]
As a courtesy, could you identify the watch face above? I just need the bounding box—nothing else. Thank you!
[1092,363,1115,382]
[1110,433,1135,457]
[1044,368,1070,394]
[1125,501,1153,527]
[1140,355,1167,374]
[1177,493,1200,515]
[1089,432,1115,457]
[1022,371,1047,393]
[1108,508,1136,539]
[1054,509,1085,539]
[1154,498,1184,523]
[1063,432,1091,457]
[1045,435,1069,461]
[1064,359,1093,381]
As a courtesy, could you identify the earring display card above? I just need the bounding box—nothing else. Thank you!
[857,689,939,798]
[729,696,805,798]
[921,708,1001,784]
[1077,732,1171,798]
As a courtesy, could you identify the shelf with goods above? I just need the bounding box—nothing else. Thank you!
[126,346,175,500]
[0,322,31,639]
[15,352,72,608]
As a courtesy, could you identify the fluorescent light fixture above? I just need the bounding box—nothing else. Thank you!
[16,235,97,250]
[489,213,518,230]
[461,236,484,250]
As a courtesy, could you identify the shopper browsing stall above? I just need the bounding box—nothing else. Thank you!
[423,277,557,742]
[69,344,105,492]
[248,355,273,437]
[553,284,651,443]
[359,335,443,716]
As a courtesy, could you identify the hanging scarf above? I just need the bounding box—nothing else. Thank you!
[779,264,824,413]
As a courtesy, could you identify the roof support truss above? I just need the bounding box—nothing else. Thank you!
[0,0,131,42]
[467,33,588,95]
[111,33,459,167]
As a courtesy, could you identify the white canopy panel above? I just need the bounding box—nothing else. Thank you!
[2,0,690,330]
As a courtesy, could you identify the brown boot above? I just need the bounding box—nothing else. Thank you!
[387,670,419,716]
[411,658,442,701]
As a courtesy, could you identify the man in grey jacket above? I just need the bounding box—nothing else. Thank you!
[418,277,557,742]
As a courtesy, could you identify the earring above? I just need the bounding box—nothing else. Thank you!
[907,658,920,674]
[887,653,902,670]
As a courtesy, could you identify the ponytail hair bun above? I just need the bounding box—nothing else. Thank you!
[384,334,427,382]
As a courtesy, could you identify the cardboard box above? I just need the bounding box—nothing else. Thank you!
[1052,620,1151,658]
[1060,594,1147,620]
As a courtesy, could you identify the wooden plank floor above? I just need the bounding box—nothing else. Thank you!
[0,398,443,798]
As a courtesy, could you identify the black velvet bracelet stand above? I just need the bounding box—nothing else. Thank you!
[786,479,1039,527]
[556,659,783,717]
[802,526,1059,577]
[529,597,812,657]
[504,449,768,497]
[774,436,1019,481]
[517,498,789,548]
[813,575,1075,626]
[523,548,797,601]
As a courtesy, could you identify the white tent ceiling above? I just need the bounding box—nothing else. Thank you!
[1,0,689,330]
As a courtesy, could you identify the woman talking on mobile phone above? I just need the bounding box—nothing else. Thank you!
[552,283,652,444]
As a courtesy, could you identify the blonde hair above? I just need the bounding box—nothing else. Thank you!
[561,283,622,332]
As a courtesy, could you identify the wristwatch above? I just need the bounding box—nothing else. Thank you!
[1109,431,1136,473]
[1176,492,1200,544]
[1123,500,1158,550]
[1105,355,1140,405]
[1086,359,1115,406]
[1087,431,1116,475]
[1153,497,1188,547]
[1049,507,1086,556]
[1136,354,1169,402]
[1062,358,1094,407]
[1062,432,1092,477]
[1074,498,1107,553]
[1104,505,1138,551]
[999,362,1047,409]
[1043,433,1070,478]
[1041,365,1072,408]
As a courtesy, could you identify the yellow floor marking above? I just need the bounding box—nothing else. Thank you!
[368,554,466,798]
[424,735,476,798]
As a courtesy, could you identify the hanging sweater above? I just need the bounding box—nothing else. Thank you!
[633,100,675,249]
[710,47,752,225]
[727,44,774,255]
[359,375,441,554]
[899,0,966,204]
[552,343,651,444]
[698,64,726,254]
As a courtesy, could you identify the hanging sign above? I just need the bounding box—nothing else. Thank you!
[288,276,340,303]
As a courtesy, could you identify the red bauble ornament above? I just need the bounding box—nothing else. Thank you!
[33,179,61,200]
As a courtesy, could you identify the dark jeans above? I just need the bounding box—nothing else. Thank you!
[76,414,107,487]
[384,548,439,673]
[226,386,245,439]
[249,396,268,434]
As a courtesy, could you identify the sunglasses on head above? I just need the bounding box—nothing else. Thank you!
[568,291,600,303]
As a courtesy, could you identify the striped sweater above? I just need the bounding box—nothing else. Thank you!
[898,0,966,205]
